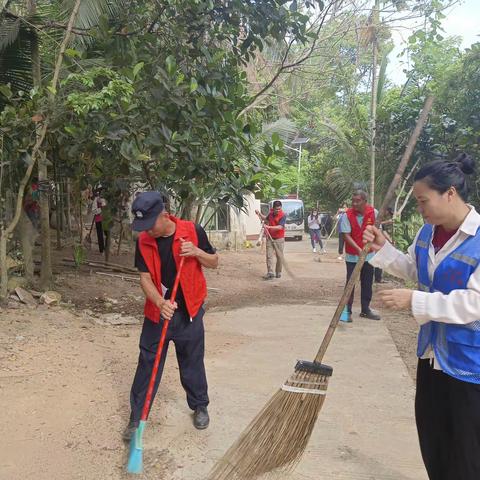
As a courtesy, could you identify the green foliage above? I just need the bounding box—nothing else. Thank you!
[1,0,316,224]
[63,68,134,114]
[393,213,424,252]
[280,1,472,217]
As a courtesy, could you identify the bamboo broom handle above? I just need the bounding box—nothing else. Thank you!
[314,95,435,364]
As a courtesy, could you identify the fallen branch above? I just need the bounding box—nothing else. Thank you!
[87,259,137,273]
[95,271,139,282]
[61,258,137,274]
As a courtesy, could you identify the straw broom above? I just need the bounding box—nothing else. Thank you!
[207,95,434,480]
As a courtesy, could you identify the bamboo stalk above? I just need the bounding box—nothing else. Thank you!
[315,95,434,363]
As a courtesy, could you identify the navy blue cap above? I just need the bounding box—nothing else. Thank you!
[131,191,165,231]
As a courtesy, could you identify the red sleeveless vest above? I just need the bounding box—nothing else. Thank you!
[345,205,375,255]
[267,209,286,239]
[138,216,207,321]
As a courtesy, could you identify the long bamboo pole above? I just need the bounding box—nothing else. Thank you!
[316,95,434,363]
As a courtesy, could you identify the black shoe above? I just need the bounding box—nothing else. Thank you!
[122,420,139,442]
[276,273,281,278]
[193,406,209,430]
[360,309,381,321]
[263,273,274,280]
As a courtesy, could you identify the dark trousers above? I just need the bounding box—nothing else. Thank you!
[129,308,209,423]
[95,221,104,253]
[374,267,383,282]
[415,359,480,480]
[95,221,110,254]
[338,234,344,255]
[345,261,374,313]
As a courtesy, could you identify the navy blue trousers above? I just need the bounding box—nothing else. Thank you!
[416,359,480,480]
[129,307,209,422]
[345,261,374,313]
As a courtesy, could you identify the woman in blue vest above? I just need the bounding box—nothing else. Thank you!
[364,153,480,480]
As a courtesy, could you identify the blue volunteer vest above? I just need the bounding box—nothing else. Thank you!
[415,224,480,383]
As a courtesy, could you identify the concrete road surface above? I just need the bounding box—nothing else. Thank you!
[153,302,427,480]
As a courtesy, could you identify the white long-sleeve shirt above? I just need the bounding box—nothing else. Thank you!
[308,215,320,229]
[370,207,480,367]
[371,206,480,325]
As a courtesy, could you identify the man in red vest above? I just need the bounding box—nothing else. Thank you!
[339,190,381,322]
[123,192,218,441]
[255,200,286,279]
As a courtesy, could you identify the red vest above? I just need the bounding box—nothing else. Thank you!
[267,209,286,239]
[138,216,207,321]
[345,206,375,255]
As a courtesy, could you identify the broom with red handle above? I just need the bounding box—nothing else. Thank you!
[208,96,434,480]
[127,256,185,474]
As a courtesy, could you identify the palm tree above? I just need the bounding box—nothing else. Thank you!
[0,3,38,105]
[1,0,128,106]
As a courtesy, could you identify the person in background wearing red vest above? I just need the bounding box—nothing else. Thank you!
[255,200,286,279]
[91,187,107,253]
[339,189,381,322]
[123,192,218,442]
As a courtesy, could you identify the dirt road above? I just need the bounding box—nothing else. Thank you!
[0,239,423,479]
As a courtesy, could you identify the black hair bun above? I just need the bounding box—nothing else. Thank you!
[455,153,475,175]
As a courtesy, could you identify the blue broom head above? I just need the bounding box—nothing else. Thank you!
[127,420,146,474]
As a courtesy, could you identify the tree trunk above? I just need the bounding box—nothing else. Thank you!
[38,158,52,287]
[369,0,379,206]
[18,211,38,285]
[182,197,195,221]
[0,232,7,303]
[397,185,415,218]
[59,179,65,233]
[54,160,62,250]
[66,178,72,237]
[0,0,83,301]
[195,204,203,224]
[116,220,124,256]
[78,195,84,244]
[29,0,53,286]
[0,123,48,301]
[105,231,111,263]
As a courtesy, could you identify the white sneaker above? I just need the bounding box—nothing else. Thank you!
[322,249,327,254]
[313,248,317,253]
[337,255,343,260]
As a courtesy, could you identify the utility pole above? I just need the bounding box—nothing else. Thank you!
[296,143,302,199]
[369,0,380,206]
[290,137,309,199]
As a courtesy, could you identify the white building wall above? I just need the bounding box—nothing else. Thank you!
[240,192,263,240]
[206,193,263,249]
